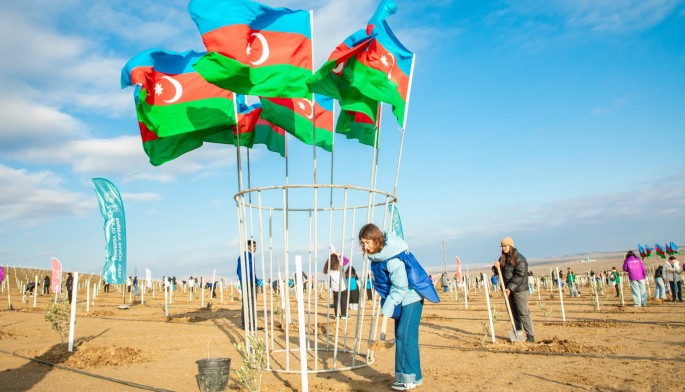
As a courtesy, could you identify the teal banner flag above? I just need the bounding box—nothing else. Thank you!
[92,178,126,284]
[388,203,404,240]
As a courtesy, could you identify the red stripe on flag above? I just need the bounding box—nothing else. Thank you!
[267,97,320,122]
[138,121,158,142]
[129,66,151,86]
[326,40,372,75]
[350,111,374,125]
[203,25,311,68]
[314,102,333,132]
[256,119,287,135]
[142,70,233,106]
[357,40,410,101]
[237,107,262,135]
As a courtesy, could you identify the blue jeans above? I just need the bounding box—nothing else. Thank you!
[669,280,682,301]
[629,280,647,306]
[394,300,423,384]
[654,277,666,299]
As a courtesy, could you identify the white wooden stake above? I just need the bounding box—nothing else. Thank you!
[7,277,11,309]
[86,279,90,313]
[483,273,496,343]
[556,267,566,322]
[201,277,205,308]
[33,275,38,308]
[463,276,468,308]
[164,278,169,317]
[593,278,600,310]
[141,282,145,305]
[295,256,309,391]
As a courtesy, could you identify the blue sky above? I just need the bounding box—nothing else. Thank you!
[1,0,683,280]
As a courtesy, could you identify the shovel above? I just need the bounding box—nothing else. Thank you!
[495,264,526,342]
[380,316,388,341]
[370,316,395,349]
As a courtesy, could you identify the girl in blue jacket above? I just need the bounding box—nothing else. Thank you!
[359,223,438,391]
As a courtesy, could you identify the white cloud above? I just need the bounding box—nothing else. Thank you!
[0,165,92,225]
[507,0,682,33]
[0,97,85,152]
[562,0,681,33]
[121,192,161,202]
[439,170,685,241]
[592,96,633,115]
[7,135,239,183]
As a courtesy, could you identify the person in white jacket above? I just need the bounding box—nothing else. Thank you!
[324,254,348,319]
[664,256,682,302]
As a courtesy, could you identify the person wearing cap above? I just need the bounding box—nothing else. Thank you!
[664,255,682,302]
[492,237,535,343]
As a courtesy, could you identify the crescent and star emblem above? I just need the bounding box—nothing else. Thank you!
[154,75,183,103]
[379,52,396,79]
[247,32,270,65]
[332,61,345,74]
[297,99,314,119]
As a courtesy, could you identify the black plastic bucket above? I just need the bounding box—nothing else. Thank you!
[196,358,231,392]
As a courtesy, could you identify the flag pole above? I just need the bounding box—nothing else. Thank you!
[366,104,382,223]
[391,54,415,197]
[308,9,322,371]
[233,94,244,193]
[309,10,317,186]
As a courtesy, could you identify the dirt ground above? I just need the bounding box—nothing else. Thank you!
[1,258,684,392]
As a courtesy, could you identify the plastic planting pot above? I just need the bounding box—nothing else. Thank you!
[196,358,231,392]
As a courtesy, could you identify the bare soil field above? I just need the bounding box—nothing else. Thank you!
[1,261,684,392]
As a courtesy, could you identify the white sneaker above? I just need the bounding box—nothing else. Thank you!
[391,382,416,391]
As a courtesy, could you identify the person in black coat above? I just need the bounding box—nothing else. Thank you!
[492,237,535,343]
[65,273,74,304]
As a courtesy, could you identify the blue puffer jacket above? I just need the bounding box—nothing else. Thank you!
[369,233,440,318]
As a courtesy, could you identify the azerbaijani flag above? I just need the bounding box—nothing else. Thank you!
[336,108,378,148]
[189,0,312,98]
[638,244,647,259]
[354,0,414,127]
[308,0,413,128]
[670,241,680,254]
[307,29,378,120]
[646,244,654,257]
[121,49,237,166]
[655,243,666,259]
[665,242,673,255]
[254,118,286,157]
[259,94,334,151]
[204,95,259,147]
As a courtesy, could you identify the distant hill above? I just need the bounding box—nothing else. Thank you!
[425,249,633,276]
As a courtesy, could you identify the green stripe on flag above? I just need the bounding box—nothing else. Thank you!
[194,52,312,98]
[136,97,236,138]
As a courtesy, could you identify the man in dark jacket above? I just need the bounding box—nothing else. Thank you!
[492,237,535,343]
[237,240,258,329]
[65,273,74,304]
